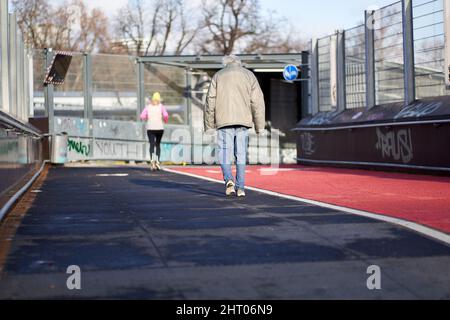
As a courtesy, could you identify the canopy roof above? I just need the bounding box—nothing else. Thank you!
[138,53,307,70]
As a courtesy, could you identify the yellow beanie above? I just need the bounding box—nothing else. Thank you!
[152,92,161,102]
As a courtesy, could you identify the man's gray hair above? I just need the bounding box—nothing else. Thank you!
[223,55,241,66]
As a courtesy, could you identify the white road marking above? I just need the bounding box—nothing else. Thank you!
[206,170,222,174]
[96,174,129,177]
[164,168,450,246]
[258,168,296,173]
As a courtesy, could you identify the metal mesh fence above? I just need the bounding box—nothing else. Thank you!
[345,25,367,109]
[318,36,332,112]
[143,64,187,125]
[413,0,450,98]
[54,53,84,118]
[374,1,405,105]
[92,54,138,121]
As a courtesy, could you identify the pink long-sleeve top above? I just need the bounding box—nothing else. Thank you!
[140,104,169,130]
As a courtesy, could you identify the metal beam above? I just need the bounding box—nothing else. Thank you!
[186,68,194,163]
[445,0,450,88]
[0,0,9,114]
[138,60,190,68]
[23,46,29,119]
[137,61,145,119]
[136,61,147,161]
[44,48,54,134]
[17,32,24,120]
[9,13,17,117]
[139,53,305,64]
[191,63,304,70]
[365,10,376,109]
[402,0,416,106]
[83,53,93,120]
[301,51,310,117]
[310,39,320,115]
[329,33,338,109]
[0,110,42,136]
[27,50,34,117]
[138,62,304,70]
[337,30,346,111]
[82,53,93,158]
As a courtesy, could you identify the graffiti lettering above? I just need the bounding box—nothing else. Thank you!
[95,140,139,159]
[394,102,442,119]
[56,118,87,136]
[300,132,315,156]
[375,128,413,164]
[68,139,90,157]
[307,111,341,125]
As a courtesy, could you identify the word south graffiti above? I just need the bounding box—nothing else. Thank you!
[375,128,413,164]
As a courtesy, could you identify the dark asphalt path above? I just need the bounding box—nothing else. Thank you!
[0,165,449,299]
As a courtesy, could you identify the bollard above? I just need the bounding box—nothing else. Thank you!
[51,132,68,165]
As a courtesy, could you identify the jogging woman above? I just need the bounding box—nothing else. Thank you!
[140,92,169,171]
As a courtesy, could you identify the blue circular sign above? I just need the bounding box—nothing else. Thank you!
[283,65,299,81]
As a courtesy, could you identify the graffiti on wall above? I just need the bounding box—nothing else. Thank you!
[159,143,174,162]
[94,120,143,141]
[56,118,88,136]
[94,140,141,159]
[300,132,316,156]
[375,128,413,164]
[394,101,442,119]
[68,139,91,157]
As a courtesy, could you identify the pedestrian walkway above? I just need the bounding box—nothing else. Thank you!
[0,165,449,299]
[169,165,450,234]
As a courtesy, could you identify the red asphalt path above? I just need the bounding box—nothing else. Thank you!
[169,165,450,234]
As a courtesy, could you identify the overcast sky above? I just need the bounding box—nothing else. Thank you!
[10,0,398,38]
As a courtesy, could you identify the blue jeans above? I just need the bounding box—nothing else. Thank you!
[217,126,249,190]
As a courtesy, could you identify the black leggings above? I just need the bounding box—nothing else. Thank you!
[147,130,164,158]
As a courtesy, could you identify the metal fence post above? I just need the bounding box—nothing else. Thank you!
[17,33,24,120]
[186,68,193,163]
[21,44,27,120]
[23,47,29,119]
[44,48,55,134]
[0,0,10,114]
[9,13,17,117]
[301,51,310,117]
[83,53,93,120]
[337,30,347,111]
[28,50,34,117]
[444,0,450,88]
[402,0,416,106]
[136,59,146,161]
[365,10,376,109]
[137,60,145,119]
[330,33,338,109]
[310,39,320,115]
[83,53,93,158]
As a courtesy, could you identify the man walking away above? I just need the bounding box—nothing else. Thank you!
[204,55,266,198]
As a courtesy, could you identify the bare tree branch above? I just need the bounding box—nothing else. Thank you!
[13,0,110,52]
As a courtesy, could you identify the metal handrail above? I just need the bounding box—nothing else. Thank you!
[0,111,42,137]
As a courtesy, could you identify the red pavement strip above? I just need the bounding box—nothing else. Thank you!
[168,165,450,235]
